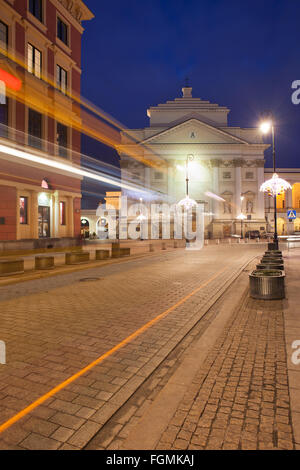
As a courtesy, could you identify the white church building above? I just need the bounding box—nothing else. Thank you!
[117,85,272,239]
[81,86,300,239]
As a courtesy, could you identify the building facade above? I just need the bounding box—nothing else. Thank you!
[118,86,270,238]
[0,0,93,251]
[264,169,300,236]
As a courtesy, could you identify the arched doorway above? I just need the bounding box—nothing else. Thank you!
[277,217,285,235]
[96,217,108,239]
[81,218,90,238]
[294,218,300,233]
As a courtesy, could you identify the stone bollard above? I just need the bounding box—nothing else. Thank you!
[65,252,90,265]
[162,242,167,250]
[204,239,208,246]
[174,240,178,248]
[95,249,110,260]
[216,239,220,245]
[35,256,55,270]
[0,259,24,276]
[149,243,155,252]
[228,238,231,244]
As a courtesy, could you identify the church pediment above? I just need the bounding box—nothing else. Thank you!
[141,118,250,146]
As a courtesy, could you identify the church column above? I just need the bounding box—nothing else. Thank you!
[211,159,220,218]
[144,166,151,190]
[286,187,293,209]
[256,160,265,219]
[234,160,242,217]
[167,163,175,203]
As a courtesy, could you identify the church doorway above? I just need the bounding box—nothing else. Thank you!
[223,224,232,237]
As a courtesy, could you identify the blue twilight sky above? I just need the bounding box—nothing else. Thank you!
[80,0,300,204]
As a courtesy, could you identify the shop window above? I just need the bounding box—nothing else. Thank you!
[60,201,66,225]
[0,98,8,138]
[57,122,68,158]
[29,0,43,22]
[20,197,28,224]
[0,21,8,52]
[28,43,42,78]
[56,65,67,94]
[57,17,68,45]
[28,108,42,148]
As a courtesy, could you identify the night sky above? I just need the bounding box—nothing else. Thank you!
[81,0,300,207]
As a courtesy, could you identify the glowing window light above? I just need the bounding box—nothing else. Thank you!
[260,173,291,196]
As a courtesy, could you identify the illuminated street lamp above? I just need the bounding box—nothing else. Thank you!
[259,118,291,249]
[177,154,197,210]
[236,213,247,239]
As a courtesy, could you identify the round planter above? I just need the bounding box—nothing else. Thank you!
[261,257,283,264]
[264,251,282,256]
[256,263,284,271]
[249,269,285,300]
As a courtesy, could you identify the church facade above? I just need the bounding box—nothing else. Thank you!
[117,86,270,239]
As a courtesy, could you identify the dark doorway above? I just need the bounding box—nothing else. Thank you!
[38,206,50,238]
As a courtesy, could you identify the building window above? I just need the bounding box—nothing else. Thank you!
[154,171,163,180]
[29,0,43,22]
[20,197,28,224]
[0,98,8,137]
[56,65,67,94]
[0,21,8,52]
[57,17,68,45]
[246,171,254,179]
[60,201,66,225]
[223,171,231,179]
[28,43,42,78]
[28,108,42,148]
[57,122,68,158]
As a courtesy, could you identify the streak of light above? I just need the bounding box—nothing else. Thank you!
[204,191,225,202]
[0,142,147,194]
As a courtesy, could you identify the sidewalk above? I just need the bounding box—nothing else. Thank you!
[90,249,299,451]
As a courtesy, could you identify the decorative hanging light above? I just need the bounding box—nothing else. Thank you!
[177,195,198,210]
[260,173,291,196]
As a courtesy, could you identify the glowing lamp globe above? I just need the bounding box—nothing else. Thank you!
[177,196,197,210]
[260,173,291,196]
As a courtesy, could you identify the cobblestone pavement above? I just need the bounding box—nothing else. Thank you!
[154,295,293,450]
[0,244,262,449]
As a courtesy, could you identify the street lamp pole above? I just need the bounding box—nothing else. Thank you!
[185,154,194,197]
[271,124,278,248]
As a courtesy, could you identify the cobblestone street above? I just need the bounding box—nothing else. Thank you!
[0,244,262,449]
[155,295,293,450]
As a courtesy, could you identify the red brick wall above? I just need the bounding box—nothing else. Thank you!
[13,0,27,18]
[71,25,81,68]
[0,186,17,241]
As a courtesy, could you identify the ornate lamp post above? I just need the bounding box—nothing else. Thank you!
[237,213,247,239]
[177,154,197,209]
[259,119,291,249]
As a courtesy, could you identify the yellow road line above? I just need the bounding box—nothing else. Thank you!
[0,267,227,434]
